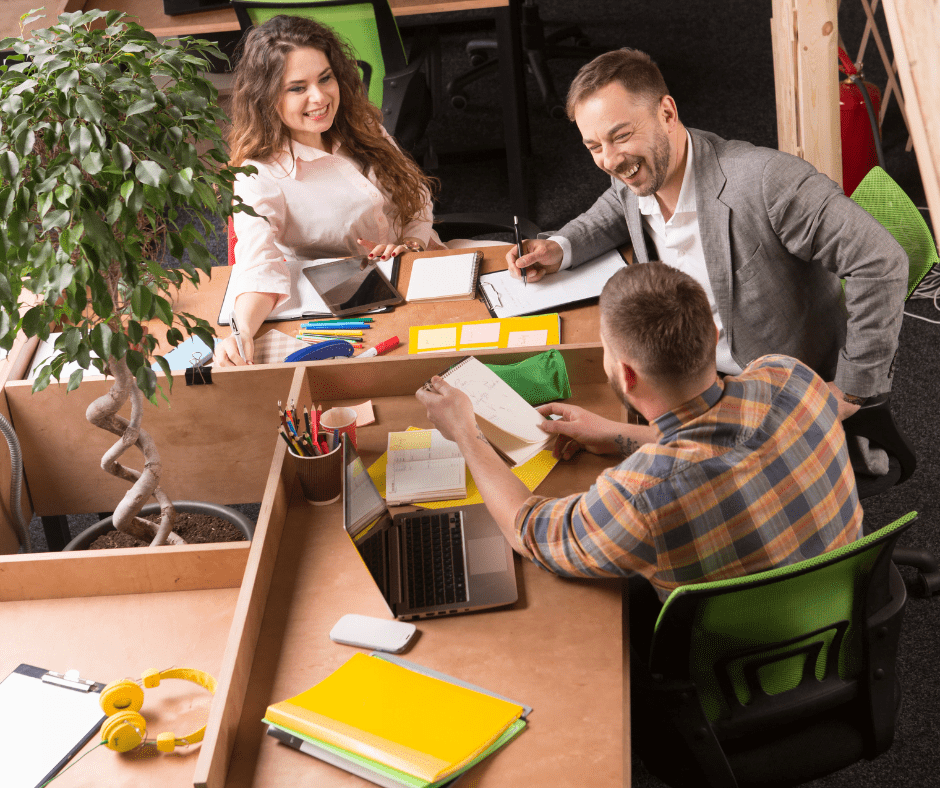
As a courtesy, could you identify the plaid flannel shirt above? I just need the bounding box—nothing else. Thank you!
[514,355,863,601]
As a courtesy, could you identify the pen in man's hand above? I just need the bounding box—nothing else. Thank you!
[229,309,246,361]
[513,214,526,287]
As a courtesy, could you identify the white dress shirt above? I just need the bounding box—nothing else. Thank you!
[230,133,440,308]
[552,131,742,375]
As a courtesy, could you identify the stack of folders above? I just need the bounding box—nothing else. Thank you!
[264,653,528,788]
[385,429,467,505]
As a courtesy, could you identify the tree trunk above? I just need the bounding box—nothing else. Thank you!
[85,355,183,546]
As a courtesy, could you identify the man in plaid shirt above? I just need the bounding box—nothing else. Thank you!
[416,262,862,604]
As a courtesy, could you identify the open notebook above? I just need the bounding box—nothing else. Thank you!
[434,357,553,467]
[218,257,398,325]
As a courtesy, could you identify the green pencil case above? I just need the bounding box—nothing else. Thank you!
[485,348,571,406]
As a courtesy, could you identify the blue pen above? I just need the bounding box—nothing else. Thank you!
[301,322,372,330]
[332,428,339,450]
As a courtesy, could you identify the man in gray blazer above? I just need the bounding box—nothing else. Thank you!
[509,49,907,424]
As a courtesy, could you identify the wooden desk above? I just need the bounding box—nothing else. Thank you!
[0,346,630,788]
[1,1,532,220]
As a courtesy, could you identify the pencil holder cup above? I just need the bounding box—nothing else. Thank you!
[321,406,358,451]
[291,432,343,505]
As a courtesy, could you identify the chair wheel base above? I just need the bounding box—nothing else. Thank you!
[450,93,468,110]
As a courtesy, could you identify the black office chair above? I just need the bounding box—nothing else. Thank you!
[634,511,918,788]
[446,0,607,119]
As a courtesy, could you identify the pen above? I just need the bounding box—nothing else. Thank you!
[358,336,400,358]
[300,322,372,330]
[302,317,374,325]
[514,214,526,287]
[229,309,247,360]
[297,329,364,337]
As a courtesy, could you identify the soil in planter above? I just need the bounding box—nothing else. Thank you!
[88,511,249,549]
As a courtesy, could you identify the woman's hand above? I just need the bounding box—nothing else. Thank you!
[216,332,254,367]
[357,237,407,261]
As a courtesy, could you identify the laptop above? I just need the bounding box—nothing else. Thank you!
[342,435,518,621]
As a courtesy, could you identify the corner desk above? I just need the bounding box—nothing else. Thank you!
[1,0,532,219]
[0,246,631,787]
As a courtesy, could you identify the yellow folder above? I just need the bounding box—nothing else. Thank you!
[407,314,560,354]
[265,653,523,783]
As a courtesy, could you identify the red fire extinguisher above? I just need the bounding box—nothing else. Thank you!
[839,47,884,197]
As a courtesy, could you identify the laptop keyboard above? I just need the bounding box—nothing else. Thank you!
[401,513,468,609]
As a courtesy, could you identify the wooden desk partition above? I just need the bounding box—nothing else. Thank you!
[195,346,629,788]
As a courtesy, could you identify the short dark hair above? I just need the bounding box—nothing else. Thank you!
[566,48,669,120]
[600,262,716,385]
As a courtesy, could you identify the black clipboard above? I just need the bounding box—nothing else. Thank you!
[0,664,106,788]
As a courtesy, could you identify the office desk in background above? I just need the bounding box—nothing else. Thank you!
[2,0,533,220]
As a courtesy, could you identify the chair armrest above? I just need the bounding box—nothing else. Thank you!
[434,213,541,241]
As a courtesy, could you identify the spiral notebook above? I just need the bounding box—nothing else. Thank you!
[406,252,482,303]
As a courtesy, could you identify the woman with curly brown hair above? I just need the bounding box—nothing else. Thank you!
[217,14,444,366]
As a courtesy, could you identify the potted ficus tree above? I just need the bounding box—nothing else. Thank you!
[0,9,255,547]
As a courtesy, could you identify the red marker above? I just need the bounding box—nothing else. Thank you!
[358,336,399,358]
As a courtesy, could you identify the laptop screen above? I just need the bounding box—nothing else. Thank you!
[342,436,396,606]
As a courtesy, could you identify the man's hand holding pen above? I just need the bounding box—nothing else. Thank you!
[505,237,564,284]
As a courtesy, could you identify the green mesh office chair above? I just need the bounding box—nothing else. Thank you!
[633,511,918,788]
[232,0,435,156]
[843,167,940,595]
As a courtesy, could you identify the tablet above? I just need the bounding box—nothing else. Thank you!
[302,257,404,317]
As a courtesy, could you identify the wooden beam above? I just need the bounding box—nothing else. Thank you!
[881,0,940,248]
[771,0,842,182]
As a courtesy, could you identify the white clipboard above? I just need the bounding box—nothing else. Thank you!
[0,664,106,788]
[479,249,627,318]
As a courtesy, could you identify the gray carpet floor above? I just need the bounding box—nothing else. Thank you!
[22,1,938,785]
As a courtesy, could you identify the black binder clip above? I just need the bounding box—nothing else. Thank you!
[185,349,213,386]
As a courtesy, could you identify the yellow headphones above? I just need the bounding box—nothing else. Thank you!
[99,667,217,753]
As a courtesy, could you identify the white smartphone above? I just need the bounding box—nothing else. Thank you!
[329,614,417,653]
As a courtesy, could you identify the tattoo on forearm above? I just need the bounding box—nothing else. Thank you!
[476,427,490,445]
[614,434,639,458]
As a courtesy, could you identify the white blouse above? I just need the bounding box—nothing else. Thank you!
[230,133,440,308]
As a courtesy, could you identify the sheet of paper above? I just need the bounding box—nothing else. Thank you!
[479,249,626,318]
[0,667,105,788]
[460,323,501,344]
[416,326,458,351]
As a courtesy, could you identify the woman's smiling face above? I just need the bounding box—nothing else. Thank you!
[276,46,341,151]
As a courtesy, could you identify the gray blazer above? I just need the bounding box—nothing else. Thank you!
[555,129,908,397]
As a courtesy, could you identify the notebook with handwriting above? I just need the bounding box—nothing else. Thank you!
[406,252,482,303]
[436,356,553,467]
[385,429,467,505]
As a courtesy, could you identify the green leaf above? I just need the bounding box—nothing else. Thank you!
[81,151,104,175]
[152,294,173,326]
[125,98,157,117]
[135,159,165,188]
[41,208,69,231]
[0,272,12,302]
[14,128,35,157]
[31,364,52,393]
[112,142,133,172]
[75,93,103,124]
[21,306,43,336]
[90,322,113,359]
[55,69,79,93]
[130,285,152,318]
[0,151,20,181]
[68,125,92,159]
[135,364,157,398]
[127,320,143,344]
[64,327,81,356]
[153,354,172,383]
[66,368,84,392]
